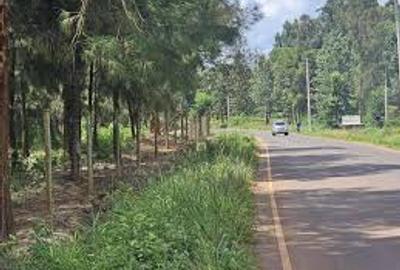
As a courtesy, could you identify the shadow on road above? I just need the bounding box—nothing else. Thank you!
[269,146,400,181]
[276,188,400,255]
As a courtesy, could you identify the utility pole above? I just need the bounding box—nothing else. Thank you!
[394,0,400,103]
[306,58,312,130]
[385,67,389,123]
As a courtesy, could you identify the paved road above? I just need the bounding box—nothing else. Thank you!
[257,133,400,270]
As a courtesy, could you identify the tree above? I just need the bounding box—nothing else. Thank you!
[250,56,274,121]
[315,31,358,126]
[0,0,14,240]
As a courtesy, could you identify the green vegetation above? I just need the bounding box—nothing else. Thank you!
[214,116,268,130]
[1,0,263,241]
[227,116,267,130]
[305,126,400,150]
[8,135,256,270]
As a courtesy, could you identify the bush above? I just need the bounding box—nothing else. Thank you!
[95,125,135,160]
[14,134,257,270]
[11,149,65,191]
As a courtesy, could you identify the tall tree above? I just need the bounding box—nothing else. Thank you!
[0,0,14,241]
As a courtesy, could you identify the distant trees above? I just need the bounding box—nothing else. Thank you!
[248,0,400,127]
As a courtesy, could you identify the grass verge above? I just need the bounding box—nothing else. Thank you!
[213,116,268,130]
[305,126,400,150]
[6,134,257,270]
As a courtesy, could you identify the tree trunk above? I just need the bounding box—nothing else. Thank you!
[64,46,83,181]
[113,88,121,175]
[164,110,170,149]
[135,108,141,166]
[0,0,15,240]
[185,113,189,142]
[154,112,159,158]
[128,99,136,141]
[174,118,178,145]
[21,87,29,157]
[198,115,203,139]
[93,87,99,151]
[9,35,17,172]
[180,112,184,140]
[87,63,94,197]
[43,111,54,222]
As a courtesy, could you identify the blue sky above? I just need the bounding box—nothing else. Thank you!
[243,0,389,53]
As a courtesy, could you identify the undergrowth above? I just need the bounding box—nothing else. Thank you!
[6,134,257,270]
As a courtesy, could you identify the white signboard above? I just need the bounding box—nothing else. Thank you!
[342,115,362,126]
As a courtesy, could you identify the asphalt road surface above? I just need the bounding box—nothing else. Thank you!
[255,133,400,270]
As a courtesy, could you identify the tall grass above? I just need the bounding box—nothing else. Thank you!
[306,126,400,150]
[11,134,257,270]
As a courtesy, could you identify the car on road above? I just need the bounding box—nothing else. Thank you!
[272,120,289,136]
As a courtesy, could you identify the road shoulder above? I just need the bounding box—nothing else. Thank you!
[252,136,292,270]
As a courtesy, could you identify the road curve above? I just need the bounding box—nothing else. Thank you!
[257,133,400,270]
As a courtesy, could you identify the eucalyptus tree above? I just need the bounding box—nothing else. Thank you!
[250,55,274,121]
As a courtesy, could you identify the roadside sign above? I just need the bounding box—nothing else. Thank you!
[342,115,362,126]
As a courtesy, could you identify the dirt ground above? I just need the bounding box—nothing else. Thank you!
[11,138,188,251]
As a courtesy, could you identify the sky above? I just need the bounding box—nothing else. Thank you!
[243,0,389,54]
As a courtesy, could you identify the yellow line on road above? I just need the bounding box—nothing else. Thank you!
[257,138,293,270]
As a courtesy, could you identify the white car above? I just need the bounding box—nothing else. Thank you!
[272,120,289,136]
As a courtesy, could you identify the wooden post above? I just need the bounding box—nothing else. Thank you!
[43,110,54,222]
[185,113,189,142]
[195,115,199,150]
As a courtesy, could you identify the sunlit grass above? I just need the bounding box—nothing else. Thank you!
[306,126,400,150]
[11,134,257,270]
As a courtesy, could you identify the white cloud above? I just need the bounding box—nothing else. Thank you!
[242,0,322,53]
[256,0,305,18]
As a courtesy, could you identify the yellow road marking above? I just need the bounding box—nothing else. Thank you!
[257,138,293,270]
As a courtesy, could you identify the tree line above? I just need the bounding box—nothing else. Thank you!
[0,0,258,241]
[207,0,400,128]
[259,0,400,126]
